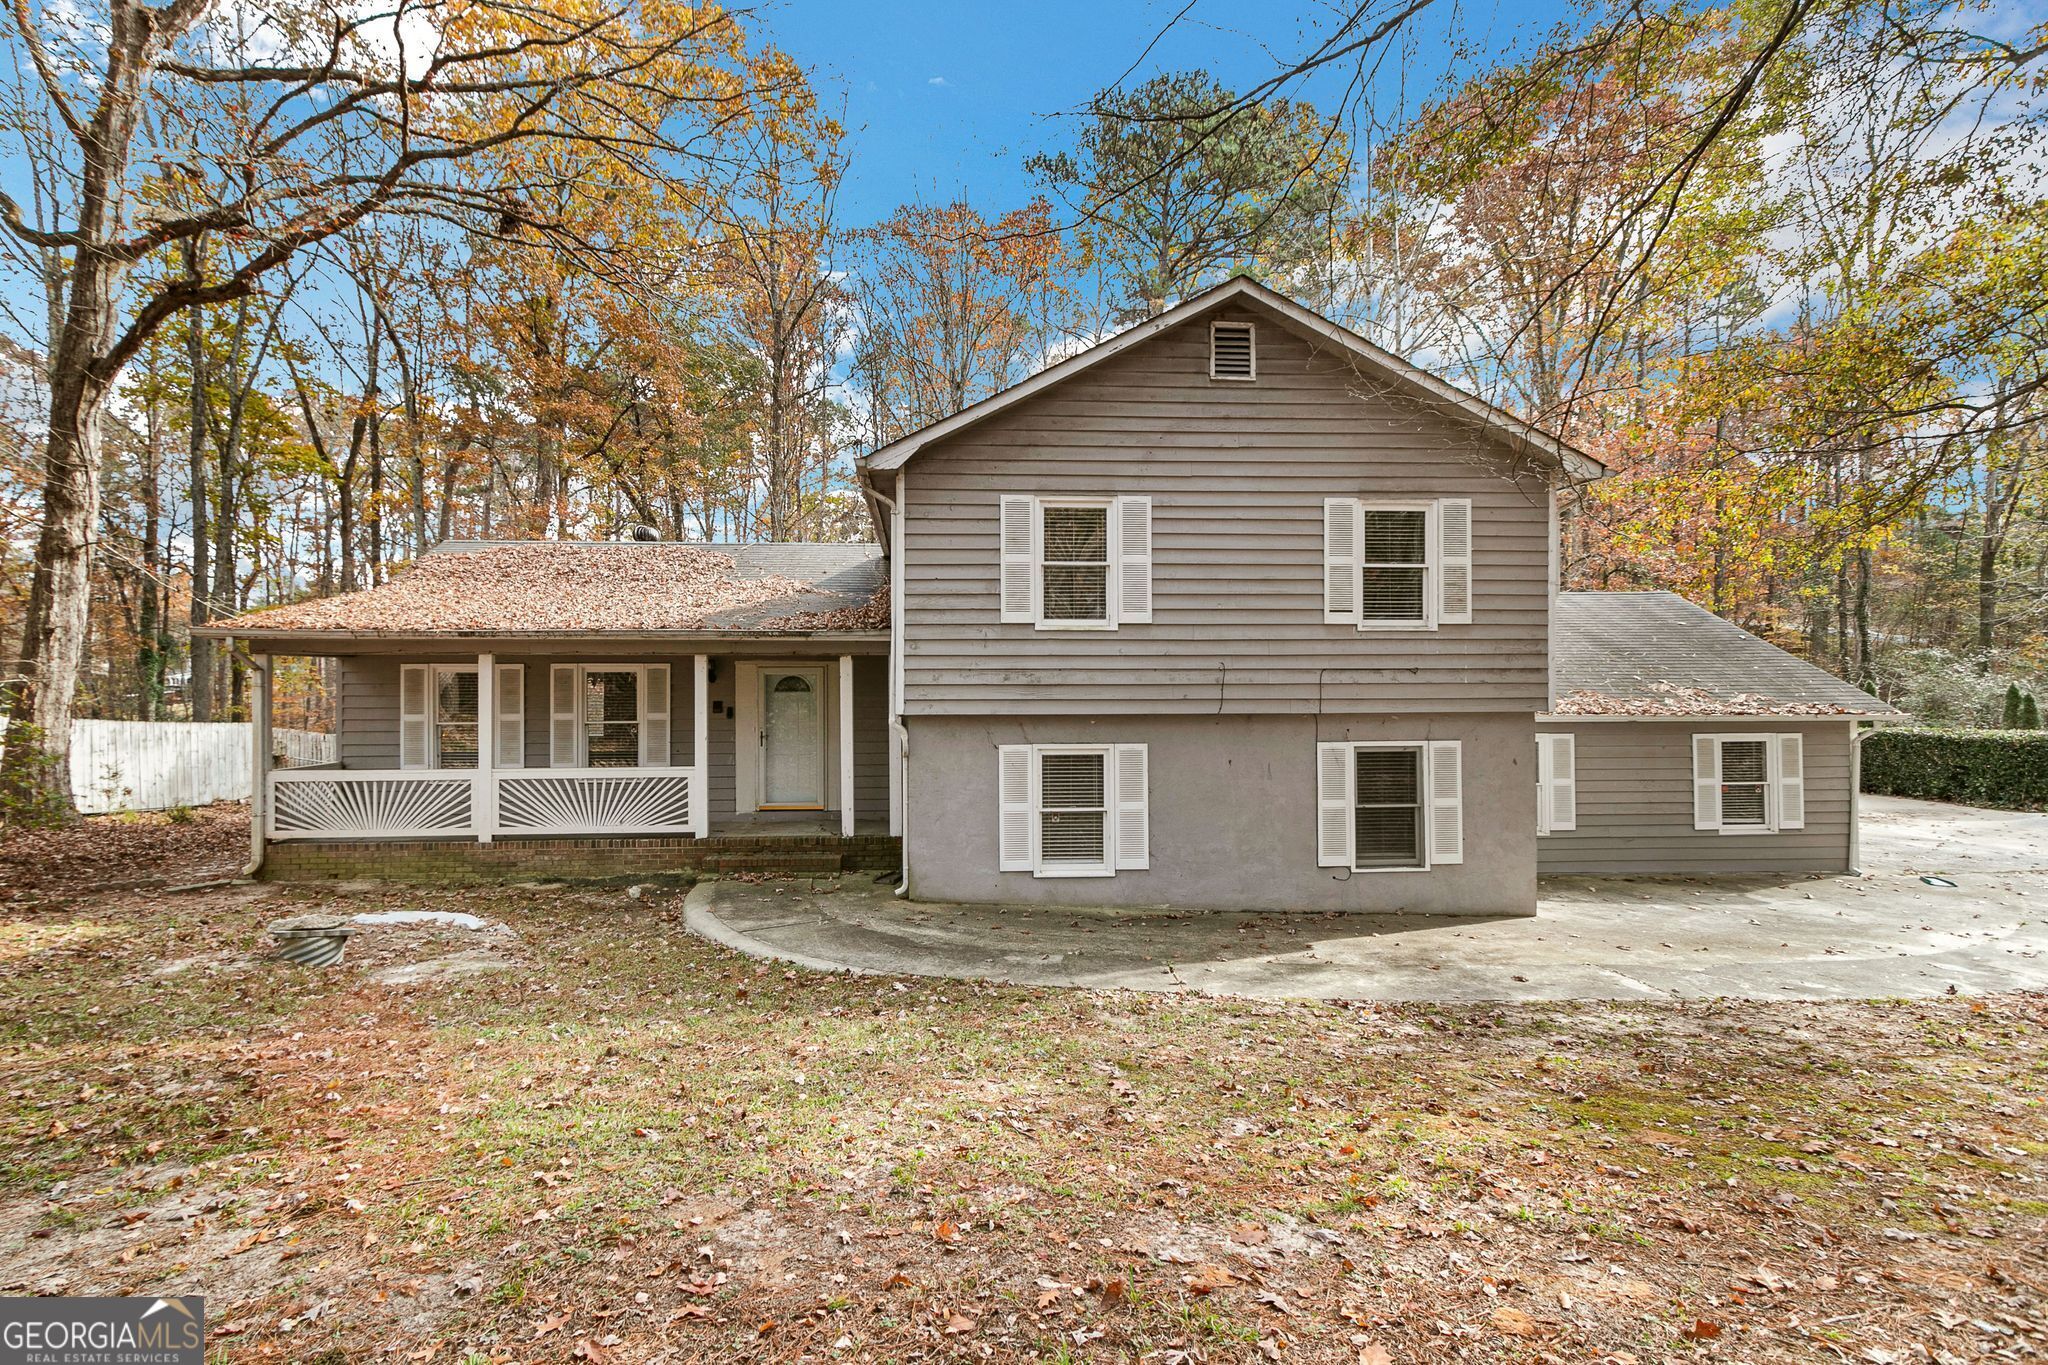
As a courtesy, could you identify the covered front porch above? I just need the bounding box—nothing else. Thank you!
[248,645,892,853]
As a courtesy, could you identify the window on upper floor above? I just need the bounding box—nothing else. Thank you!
[1000,495,1153,630]
[1210,321,1256,380]
[1323,497,1472,630]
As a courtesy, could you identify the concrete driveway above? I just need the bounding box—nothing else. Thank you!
[684,796,2048,1001]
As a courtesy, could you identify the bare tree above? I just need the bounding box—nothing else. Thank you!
[0,0,800,816]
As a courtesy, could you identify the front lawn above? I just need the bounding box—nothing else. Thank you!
[1,878,2042,1362]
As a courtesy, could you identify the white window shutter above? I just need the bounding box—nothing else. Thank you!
[1438,498,1473,623]
[1316,742,1353,867]
[1692,734,1722,830]
[1776,733,1805,829]
[551,664,580,768]
[399,664,431,770]
[494,663,525,769]
[1323,498,1360,623]
[1112,743,1149,869]
[1428,740,1464,864]
[1115,496,1152,624]
[642,664,671,767]
[1000,495,1037,624]
[1539,733,1576,832]
[998,744,1033,872]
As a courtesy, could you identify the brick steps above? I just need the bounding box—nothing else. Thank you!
[265,834,900,884]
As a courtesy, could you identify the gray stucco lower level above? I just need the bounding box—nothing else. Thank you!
[903,712,1538,915]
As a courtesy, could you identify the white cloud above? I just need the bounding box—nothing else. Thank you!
[927,76,949,87]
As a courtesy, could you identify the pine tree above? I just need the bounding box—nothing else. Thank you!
[2022,694,2043,730]
[2004,683,2025,728]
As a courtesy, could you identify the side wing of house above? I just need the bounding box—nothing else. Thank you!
[1533,719,1857,876]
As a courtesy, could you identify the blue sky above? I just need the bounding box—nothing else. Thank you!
[761,0,1571,228]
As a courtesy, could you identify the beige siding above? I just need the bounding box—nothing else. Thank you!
[1536,720,1855,876]
[900,303,1554,716]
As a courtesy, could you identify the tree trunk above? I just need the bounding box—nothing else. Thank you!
[0,0,158,817]
[185,242,215,721]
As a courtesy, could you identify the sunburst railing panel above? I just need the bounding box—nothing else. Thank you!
[270,771,476,839]
[494,770,693,835]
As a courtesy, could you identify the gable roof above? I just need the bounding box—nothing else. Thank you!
[860,276,1607,483]
[199,541,887,641]
[1550,592,1904,718]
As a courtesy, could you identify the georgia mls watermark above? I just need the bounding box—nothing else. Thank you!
[0,1296,203,1365]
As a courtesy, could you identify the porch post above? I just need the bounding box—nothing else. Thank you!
[838,655,855,837]
[249,652,272,866]
[476,653,495,842]
[692,654,710,838]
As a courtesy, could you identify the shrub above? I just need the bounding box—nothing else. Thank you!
[2006,683,2025,728]
[1861,728,2048,810]
[164,804,195,824]
[2023,694,2043,730]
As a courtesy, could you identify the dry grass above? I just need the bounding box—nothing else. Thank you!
[1,879,2043,1363]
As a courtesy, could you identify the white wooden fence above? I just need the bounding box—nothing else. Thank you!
[64,720,336,814]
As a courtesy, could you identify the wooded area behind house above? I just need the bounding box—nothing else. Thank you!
[1,0,2043,817]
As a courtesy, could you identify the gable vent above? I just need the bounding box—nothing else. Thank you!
[1209,321,1256,380]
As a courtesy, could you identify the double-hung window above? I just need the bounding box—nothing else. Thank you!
[1041,503,1112,624]
[1324,497,1473,629]
[1692,733,1804,833]
[1317,740,1464,871]
[997,743,1149,877]
[400,664,478,769]
[548,664,672,769]
[1000,495,1152,629]
[400,662,525,770]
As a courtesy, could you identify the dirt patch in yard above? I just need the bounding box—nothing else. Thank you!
[1,879,2043,1363]
[0,801,250,897]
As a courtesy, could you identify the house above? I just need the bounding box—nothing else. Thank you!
[205,278,1900,910]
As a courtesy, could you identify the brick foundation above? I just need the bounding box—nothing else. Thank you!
[262,833,901,884]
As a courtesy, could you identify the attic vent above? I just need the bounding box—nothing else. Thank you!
[1209,321,1256,380]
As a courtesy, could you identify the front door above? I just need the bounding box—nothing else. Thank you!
[759,667,826,808]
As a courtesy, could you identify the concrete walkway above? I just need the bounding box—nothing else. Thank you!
[684,796,2048,1001]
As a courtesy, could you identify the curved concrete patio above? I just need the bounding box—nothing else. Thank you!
[684,796,2048,1001]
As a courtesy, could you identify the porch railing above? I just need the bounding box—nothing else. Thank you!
[268,766,703,841]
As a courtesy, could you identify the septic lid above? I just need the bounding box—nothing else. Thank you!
[268,914,355,936]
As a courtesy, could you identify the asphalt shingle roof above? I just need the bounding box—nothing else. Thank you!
[207,541,887,638]
[1552,591,1903,717]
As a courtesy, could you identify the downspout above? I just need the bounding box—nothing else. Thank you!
[1848,718,1887,877]
[865,468,911,896]
[241,646,270,878]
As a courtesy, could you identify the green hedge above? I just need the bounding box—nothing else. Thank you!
[1861,728,2048,810]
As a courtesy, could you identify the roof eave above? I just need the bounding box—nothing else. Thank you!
[195,627,891,644]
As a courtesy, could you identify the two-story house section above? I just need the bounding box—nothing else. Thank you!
[210,278,1899,905]
[860,276,1606,914]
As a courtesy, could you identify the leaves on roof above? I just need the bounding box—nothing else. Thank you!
[1553,684,1871,717]
[217,544,889,635]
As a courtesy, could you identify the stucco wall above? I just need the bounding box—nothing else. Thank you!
[1535,719,1856,876]
[904,712,1537,914]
